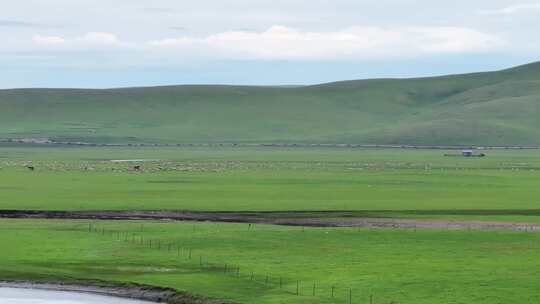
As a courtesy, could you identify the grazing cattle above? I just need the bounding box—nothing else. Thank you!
[27,166,35,171]
[133,165,141,171]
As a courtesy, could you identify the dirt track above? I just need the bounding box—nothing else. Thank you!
[1,210,539,232]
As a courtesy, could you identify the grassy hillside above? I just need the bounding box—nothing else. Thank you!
[1,61,539,145]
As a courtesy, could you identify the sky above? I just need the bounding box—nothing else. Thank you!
[2,0,540,88]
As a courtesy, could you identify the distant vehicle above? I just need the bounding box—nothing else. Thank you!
[462,149,486,157]
[462,149,474,157]
[444,149,486,157]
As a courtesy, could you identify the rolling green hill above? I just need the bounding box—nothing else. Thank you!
[1,61,540,145]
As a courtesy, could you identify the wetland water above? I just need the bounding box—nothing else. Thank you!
[0,288,154,304]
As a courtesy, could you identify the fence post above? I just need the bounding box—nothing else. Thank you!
[370,294,373,304]
[349,288,352,304]
[296,281,300,295]
[312,283,316,296]
[331,286,335,298]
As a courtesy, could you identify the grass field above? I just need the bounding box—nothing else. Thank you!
[2,146,540,303]
[1,146,540,222]
[2,61,540,146]
[2,219,540,304]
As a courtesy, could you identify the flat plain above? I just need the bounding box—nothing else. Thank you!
[1,146,540,216]
[2,145,540,303]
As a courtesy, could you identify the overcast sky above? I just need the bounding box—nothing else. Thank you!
[2,0,540,88]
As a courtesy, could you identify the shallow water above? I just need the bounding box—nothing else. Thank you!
[0,288,153,304]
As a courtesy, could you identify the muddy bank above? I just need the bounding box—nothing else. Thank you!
[1,210,540,231]
[0,280,232,304]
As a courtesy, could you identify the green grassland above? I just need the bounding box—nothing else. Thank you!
[3,60,540,304]
[2,219,540,304]
[1,146,540,222]
[2,146,540,303]
[1,61,540,146]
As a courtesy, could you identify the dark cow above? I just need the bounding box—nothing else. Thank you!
[27,166,35,171]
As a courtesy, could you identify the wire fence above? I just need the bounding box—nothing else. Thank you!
[83,223,397,304]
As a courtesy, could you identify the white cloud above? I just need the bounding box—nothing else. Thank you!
[32,32,121,47]
[409,27,505,53]
[33,35,65,44]
[28,26,506,62]
[479,3,540,15]
[78,32,119,44]
[149,25,506,60]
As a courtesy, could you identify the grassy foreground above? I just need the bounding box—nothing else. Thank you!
[1,146,540,223]
[2,219,540,304]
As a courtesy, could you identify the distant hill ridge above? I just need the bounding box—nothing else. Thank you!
[1,61,540,146]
